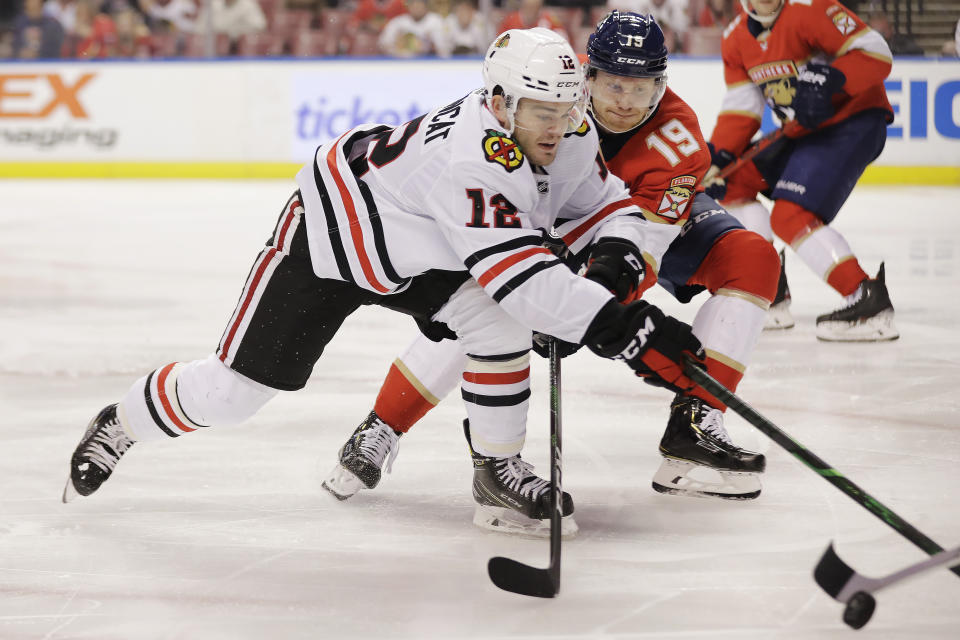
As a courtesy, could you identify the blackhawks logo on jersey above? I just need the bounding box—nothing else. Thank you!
[482,129,524,172]
[564,118,591,138]
[657,175,696,220]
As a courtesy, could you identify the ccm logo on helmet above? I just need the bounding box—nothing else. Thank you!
[556,81,580,87]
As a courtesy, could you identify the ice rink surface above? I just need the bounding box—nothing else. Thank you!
[1,180,957,639]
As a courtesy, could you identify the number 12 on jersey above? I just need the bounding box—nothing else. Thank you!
[645,118,700,167]
[465,189,521,228]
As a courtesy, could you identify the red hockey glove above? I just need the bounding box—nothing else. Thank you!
[584,300,706,393]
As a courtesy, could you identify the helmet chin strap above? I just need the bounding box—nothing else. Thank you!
[741,0,784,27]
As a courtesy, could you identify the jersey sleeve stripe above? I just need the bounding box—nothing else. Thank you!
[491,259,563,303]
[476,247,552,287]
[356,178,407,286]
[325,136,392,294]
[558,199,637,246]
[313,160,355,283]
[463,235,543,269]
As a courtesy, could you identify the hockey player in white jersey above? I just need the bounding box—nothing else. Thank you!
[322,16,772,534]
[63,29,706,516]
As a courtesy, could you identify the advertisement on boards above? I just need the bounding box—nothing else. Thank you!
[0,58,956,178]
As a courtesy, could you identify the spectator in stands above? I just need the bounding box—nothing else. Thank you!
[378,0,445,57]
[113,2,154,56]
[13,0,65,58]
[607,0,687,52]
[498,0,568,41]
[140,0,196,33]
[195,0,266,43]
[0,29,13,59]
[867,10,923,55]
[430,0,451,18]
[44,0,77,33]
[696,0,735,27]
[349,0,406,34]
[948,17,959,57]
[439,0,490,55]
[71,0,116,57]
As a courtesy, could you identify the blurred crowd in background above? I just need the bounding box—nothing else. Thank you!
[1,0,957,60]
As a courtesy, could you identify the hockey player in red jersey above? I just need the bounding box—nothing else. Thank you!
[704,0,898,341]
[63,29,707,508]
[322,13,781,533]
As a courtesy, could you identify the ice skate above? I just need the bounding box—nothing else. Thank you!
[816,263,899,342]
[63,404,135,503]
[465,421,578,538]
[652,395,765,500]
[764,249,795,330]
[322,410,401,500]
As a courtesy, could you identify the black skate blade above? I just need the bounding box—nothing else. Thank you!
[488,556,557,598]
[813,542,855,601]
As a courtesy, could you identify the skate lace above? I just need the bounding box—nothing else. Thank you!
[359,421,400,474]
[699,407,735,447]
[83,419,134,474]
[495,457,549,499]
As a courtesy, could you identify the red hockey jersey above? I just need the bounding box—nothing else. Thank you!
[603,87,711,227]
[711,0,893,155]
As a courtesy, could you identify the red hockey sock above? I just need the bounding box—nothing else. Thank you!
[688,356,744,412]
[827,259,869,297]
[373,363,436,433]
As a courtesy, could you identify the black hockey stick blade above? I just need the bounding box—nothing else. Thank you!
[815,541,960,603]
[487,340,563,598]
[487,557,558,598]
[813,543,856,601]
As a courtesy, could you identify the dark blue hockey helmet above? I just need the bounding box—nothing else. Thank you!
[586,11,668,79]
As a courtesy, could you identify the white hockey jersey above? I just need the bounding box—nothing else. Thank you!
[295,89,660,343]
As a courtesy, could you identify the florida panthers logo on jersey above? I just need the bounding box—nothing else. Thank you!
[482,129,525,172]
[657,175,696,220]
[831,11,857,35]
[749,60,800,118]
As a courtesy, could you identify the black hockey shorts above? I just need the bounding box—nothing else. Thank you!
[215,191,469,391]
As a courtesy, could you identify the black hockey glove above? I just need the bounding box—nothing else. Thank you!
[793,63,846,130]
[703,142,736,201]
[584,239,645,303]
[532,332,582,359]
[584,299,705,393]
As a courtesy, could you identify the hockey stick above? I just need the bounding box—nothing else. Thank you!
[683,361,960,578]
[813,542,960,629]
[487,339,563,598]
[715,123,803,180]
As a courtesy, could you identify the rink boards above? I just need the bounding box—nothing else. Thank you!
[0,57,957,182]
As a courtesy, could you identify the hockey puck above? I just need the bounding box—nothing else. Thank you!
[842,591,876,630]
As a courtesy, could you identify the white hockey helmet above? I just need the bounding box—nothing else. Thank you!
[739,0,785,27]
[482,28,587,136]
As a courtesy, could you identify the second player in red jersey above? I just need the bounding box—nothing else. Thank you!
[705,0,898,341]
